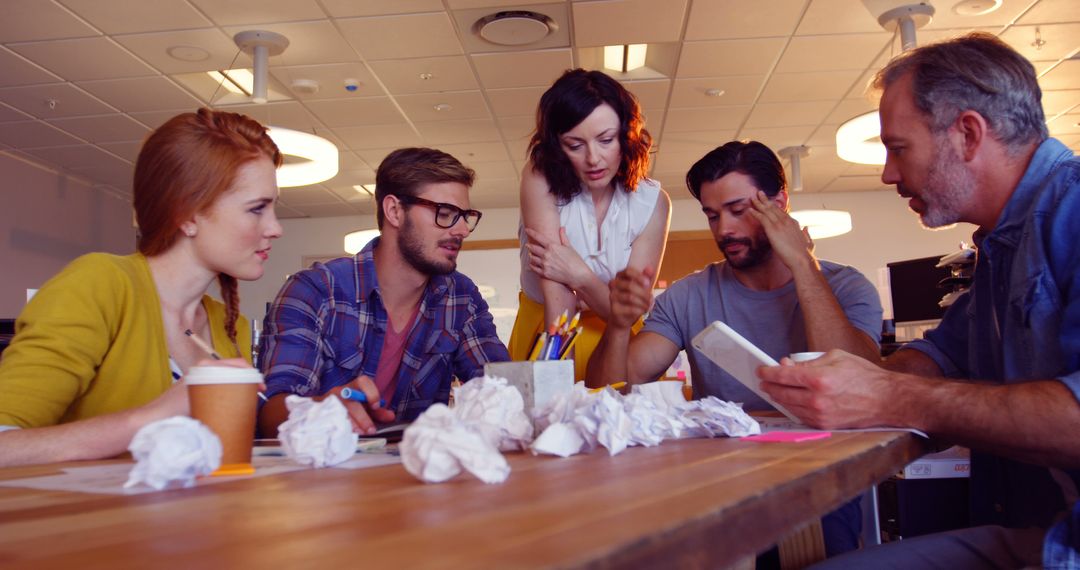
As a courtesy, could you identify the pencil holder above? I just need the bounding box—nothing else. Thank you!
[484,360,574,415]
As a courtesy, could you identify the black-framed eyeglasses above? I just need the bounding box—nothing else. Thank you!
[394,194,483,232]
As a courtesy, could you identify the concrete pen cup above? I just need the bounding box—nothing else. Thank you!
[789,351,825,363]
[185,366,262,476]
[484,360,574,420]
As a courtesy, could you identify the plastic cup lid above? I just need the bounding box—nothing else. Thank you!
[184,366,263,385]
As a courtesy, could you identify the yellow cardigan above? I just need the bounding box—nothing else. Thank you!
[0,253,251,428]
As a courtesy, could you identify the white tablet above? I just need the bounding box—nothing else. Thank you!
[690,321,800,422]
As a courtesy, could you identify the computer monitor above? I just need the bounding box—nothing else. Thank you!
[887,255,951,324]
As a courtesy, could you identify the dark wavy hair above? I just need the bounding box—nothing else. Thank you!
[686,141,786,201]
[528,69,652,201]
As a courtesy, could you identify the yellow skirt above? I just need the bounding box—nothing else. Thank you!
[507,291,643,382]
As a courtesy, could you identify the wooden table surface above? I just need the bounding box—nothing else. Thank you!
[0,431,923,569]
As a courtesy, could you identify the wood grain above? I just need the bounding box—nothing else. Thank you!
[0,432,923,569]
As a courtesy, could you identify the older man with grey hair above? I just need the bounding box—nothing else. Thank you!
[759,33,1080,568]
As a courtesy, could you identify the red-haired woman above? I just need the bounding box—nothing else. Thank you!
[510,69,671,381]
[0,108,283,467]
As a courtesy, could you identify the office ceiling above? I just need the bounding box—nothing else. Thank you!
[0,0,1077,219]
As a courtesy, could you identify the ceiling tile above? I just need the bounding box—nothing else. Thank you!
[47,114,151,143]
[367,56,479,95]
[304,97,405,127]
[805,123,840,148]
[215,101,322,132]
[0,84,115,118]
[279,186,347,206]
[685,0,804,40]
[1000,24,1080,64]
[669,76,765,107]
[10,38,157,81]
[188,0,327,26]
[1040,60,1080,91]
[469,160,518,181]
[0,120,84,148]
[795,0,882,35]
[447,0,544,8]
[275,203,307,219]
[0,0,99,42]
[396,91,492,122]
[337,152,374,174]
[355,147,400,167]
[99,140,143,162]
[486,87,545,117]
[0,47,61,88]
[432,141,511,164]
[77,77,202,113]
[221,21,358,67]
[1047,113,1080,136]
[735,125,816,149]
[129,109,192,130]
[338,13,463,60]
[0,102,33,123]
[623,80,671,110]
[498,116,535,141]
[416,118,502,145]
[825,98,876,125]
[573,0,689,46]
[24,144,130,171]
[272,63,381,100]
[759,70,862,103]
[776,34,890,73]
[823,175,890,193]
[471,49,573,89]
[334,124,423,150]
[677,38,786,77]
[744,100,835,128]
[114,29,241,74]
[321,0,443,17]
[1012,0,1080,26]
[58,0,212,34]
[1043,89,1080,117]
[290,203,363,218]
[663,106,750,132]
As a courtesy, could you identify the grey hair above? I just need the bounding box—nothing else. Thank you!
[872,32,1047,154]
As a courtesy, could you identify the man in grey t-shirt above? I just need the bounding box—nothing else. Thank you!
[586,140,882,403]
[586,140,882,558]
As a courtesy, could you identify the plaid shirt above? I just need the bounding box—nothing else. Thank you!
[258,237,510,421]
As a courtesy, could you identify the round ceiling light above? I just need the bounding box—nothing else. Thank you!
[474,11,557,46]
[952,0,1003,16]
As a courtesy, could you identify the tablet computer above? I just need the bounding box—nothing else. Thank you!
[690,321,801,422]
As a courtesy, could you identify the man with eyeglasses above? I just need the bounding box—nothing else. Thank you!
[257,147,510,437]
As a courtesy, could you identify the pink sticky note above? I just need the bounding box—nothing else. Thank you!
[744,431,832,443]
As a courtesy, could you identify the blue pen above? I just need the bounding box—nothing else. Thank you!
[545,335,563,360]
[340,387,386,408]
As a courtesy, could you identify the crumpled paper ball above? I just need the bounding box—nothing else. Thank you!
[400,404,509,484]
[678,397,761,438]
[451,375,533,451]
[124,416,222,490]
[278,395,358,468]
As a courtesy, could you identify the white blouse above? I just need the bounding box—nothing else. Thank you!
[520,178,661,302]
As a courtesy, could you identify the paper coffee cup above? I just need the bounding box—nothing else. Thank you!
[186,366,261,475]
[789,351,825,363]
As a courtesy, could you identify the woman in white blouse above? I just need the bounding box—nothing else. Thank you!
[509,69,671,380]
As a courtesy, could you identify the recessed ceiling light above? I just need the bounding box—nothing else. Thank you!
[167,45,210,62]
[952,0,1002,16]
[433,103,452,112]
[419,73,434,80]
[474,11,557,46]
[604,44,647,73]
[353,184,376,196]
[705,88,725,97]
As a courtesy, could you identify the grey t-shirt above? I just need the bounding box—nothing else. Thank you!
[642,260,883,411]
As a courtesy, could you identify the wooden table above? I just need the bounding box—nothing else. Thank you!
[0,431,923,569]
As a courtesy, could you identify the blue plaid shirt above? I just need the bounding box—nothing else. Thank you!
[258,237,510,421]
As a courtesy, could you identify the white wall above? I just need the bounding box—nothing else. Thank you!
[0,152,135,317]
[238,191,977,334]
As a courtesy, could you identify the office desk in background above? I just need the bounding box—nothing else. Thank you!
[0,432,924,569]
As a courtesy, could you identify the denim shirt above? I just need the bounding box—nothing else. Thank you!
[905,138,1080,529]
[259,238,510,422]
[1044,501,1080,569]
